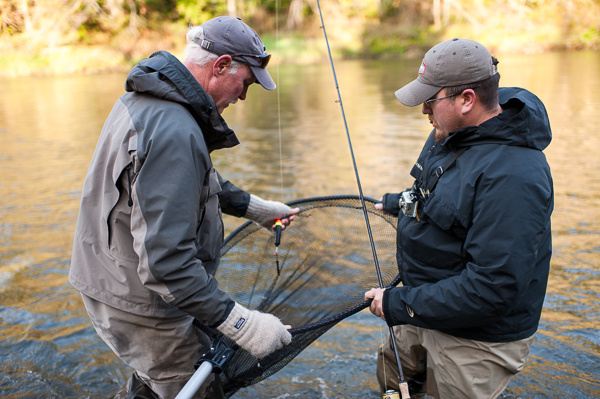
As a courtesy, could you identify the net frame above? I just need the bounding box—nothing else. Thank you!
[195,195,400,397]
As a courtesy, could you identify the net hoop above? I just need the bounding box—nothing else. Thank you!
[197,195,400,396]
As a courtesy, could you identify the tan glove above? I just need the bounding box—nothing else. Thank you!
[217,303,292,359]
[245,194,293,229]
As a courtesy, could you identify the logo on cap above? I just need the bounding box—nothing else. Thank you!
[418,60,426,75]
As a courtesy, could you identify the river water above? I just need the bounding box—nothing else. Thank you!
[1,51,599,398]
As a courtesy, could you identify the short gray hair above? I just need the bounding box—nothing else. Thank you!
[185,26,242,74]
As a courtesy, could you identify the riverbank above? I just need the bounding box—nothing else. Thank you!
[1,16,598,78]
[0,21,430,78]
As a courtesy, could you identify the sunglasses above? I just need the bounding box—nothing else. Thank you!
[424,85,481,108]
[231,53,271,69]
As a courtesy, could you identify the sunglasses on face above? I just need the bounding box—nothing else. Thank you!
[231,53,271,69]
[424,85,481,108]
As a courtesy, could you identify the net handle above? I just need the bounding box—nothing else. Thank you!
[223,194,381,247]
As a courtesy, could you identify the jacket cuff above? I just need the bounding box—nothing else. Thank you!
[216,170,250,217]
[212,299,236,329]
[383,286,411,327]
[383,287,394,326]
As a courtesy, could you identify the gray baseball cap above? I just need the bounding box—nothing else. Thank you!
[395,38,497,106]
[196,16,275,90]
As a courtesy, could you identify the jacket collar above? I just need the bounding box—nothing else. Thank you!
[138,51,241,152]
[442,87,551,152]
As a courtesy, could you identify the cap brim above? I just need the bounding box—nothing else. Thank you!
[394,78,442,107]
[251,66,276,91]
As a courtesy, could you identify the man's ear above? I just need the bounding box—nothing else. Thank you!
[461,89,477,113]
[213,55,233,77]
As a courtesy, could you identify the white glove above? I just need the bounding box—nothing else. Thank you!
[217,303,292,359]
[245,194,293,229]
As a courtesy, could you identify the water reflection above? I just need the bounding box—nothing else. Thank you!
[0,51,599,398]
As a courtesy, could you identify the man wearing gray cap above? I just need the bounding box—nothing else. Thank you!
[69,16,299,398]
[365,38,553,398]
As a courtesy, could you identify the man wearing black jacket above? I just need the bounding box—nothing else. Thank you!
[365,38,553,398]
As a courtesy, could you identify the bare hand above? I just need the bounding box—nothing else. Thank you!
[364,288,386,320]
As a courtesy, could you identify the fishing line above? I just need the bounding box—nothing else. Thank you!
[314,1,410,397]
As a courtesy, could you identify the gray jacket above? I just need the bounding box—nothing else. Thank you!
[69,51,250,327]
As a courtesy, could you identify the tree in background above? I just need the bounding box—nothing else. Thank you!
[0,0,599,76]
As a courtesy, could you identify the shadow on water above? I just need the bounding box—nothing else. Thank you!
[1,52,599,398]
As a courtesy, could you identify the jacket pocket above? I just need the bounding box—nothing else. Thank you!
[196,168,224,272]
[403,192,466,278]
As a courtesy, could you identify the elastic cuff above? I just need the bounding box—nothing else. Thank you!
[244,194,268,222]
[383,288,394,326]
[216,302,249,340]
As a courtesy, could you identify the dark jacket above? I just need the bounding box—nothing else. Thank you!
[70,51,249,327]
[383,87,554,342]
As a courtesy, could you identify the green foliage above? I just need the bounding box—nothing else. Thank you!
[261,0,293,13]
[0,52,49,71]
[262,32,325,63]
[361,24,433,57]
[176,0,226,25]
[144,0,179,20]
[580,27,600,47]
[1,0,599,77]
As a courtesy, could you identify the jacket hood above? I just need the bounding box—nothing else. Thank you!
[125,50,240,152]
[445,87,552,151]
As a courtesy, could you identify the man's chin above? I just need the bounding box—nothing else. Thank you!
[434,130,449,143]
[220,101,239,114]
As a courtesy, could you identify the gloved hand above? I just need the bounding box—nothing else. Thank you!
[376,193,401,216]
[245,194,298,229]
[217,302,292,359]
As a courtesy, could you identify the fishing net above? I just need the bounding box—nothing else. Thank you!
[195,195,400,397]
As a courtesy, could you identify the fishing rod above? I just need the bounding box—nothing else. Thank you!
[314,1,410,398]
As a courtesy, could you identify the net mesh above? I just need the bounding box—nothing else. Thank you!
[196,195,400,397]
